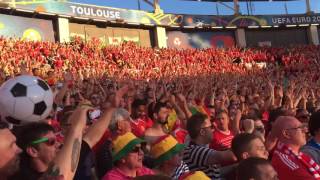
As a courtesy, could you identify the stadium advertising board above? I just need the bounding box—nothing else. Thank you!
[182,14,320,27]
[8,1,179,25]
[0,14,54,41]
[69,23,152,47]
[246,28,308,47]
[5,1,320,27]
[167,31,235,49]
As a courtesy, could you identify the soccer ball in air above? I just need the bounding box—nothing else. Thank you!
[0,75,53,125]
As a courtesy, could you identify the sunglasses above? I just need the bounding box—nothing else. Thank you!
[285,124,308,132]
[131,146,142,153]
[30,137,56,146]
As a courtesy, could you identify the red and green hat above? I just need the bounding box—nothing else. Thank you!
[150,135,185,165]
[112,132,144,162]
[179,171,211,180]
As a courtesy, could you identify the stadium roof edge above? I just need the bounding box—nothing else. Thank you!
[0,1,318,29]
[180,0,298,2]
[0,1,313,17]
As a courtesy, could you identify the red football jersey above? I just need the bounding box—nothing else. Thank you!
[130,117,153,138]
[272,150,316,180]
[210,130,234,151]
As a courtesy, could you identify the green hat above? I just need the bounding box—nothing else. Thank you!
[112,132,144,162]
[150,135,185,165]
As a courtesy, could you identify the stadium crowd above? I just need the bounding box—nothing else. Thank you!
[0,36,320,180]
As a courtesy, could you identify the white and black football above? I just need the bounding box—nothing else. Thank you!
[0,75,53,125]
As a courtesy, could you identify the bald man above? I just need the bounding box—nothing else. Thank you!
[271,116,320,180]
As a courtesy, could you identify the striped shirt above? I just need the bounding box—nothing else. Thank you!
[180,142,221,179]
[172,161,190,180]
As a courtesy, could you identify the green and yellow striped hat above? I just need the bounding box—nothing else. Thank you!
[150,135,185,165]
[112,132,144,162]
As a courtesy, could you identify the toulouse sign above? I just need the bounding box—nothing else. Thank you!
[6,1,320,27]
[70,5,121,19]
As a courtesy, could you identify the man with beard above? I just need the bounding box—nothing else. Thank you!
[5,106,90,180]
[0,122,22,180]
[144,102,170,144]
[11,122,60,180]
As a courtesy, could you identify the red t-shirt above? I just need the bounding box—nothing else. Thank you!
[144,117,154,129]
[173,128,188,144]
[130,118,153,138]
[272,150,315,180]
[210,130,234,151]
[102,167,154,180]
